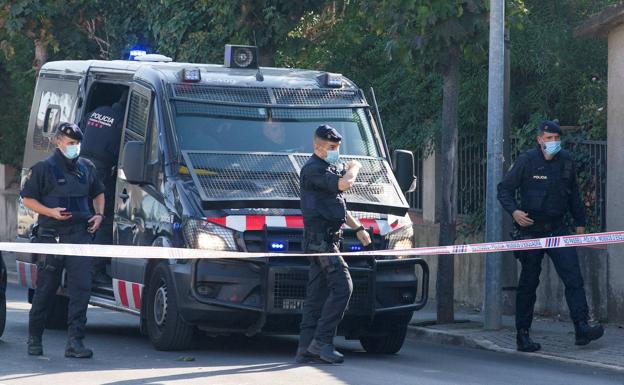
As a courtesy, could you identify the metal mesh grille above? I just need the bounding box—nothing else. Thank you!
[184,152,301,201]
[294,155,406,207]
[272,88,364,106]
[272,270,371,313]
[125,92,149,142]
[271,108,353,121]
[172,84,271,104]
[175,101,266,119]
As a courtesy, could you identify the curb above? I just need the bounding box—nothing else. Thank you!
[408,325,624,373]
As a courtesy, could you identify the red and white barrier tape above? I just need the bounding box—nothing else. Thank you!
[1,231,623,260]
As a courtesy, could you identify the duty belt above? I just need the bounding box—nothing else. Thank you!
[515,220,565,237]
[36,222,89,237]
[304,228,343,243]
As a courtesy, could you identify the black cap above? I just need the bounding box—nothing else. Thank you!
[56,122,83,141]
[315,124,342,143]
[538,120,562,135]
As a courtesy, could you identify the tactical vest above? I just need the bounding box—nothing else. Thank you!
[519,149,574,221]
[300,160,347,233]
[39,154,92,228]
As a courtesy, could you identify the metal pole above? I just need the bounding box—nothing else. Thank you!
[484,0,505,330]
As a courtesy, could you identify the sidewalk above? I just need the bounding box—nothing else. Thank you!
[409,305,624,372]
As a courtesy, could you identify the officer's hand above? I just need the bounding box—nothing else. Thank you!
[356,229,372,246]
[575,226,586,235]
[512,210,534,227]
[88,215,103,233]
[345,160,362,170]
[48,207,72,221]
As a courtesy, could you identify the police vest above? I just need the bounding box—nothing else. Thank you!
[39,154,92,227]
[300,161,347,232]
[519,149,574,221]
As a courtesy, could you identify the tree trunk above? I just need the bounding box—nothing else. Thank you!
[436,48,460,324]
[32,38,48,73]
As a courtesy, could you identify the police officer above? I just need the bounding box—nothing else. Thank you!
[295,124,372,364]
[497,120,604,352]
[81,91,126,284]
[21,122,105,358]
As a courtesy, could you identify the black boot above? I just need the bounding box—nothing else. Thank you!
[574,321,604,346]
[65,338,93,358]
[294,346,320,364]
[516,329,541,352]
[306,339,344,364]
[27,335,43,356]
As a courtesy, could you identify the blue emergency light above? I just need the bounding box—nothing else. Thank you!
[350,245,363,251]
[128,46,148,61]
[269,242,286,251]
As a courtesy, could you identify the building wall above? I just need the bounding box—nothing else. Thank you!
[606,24,624,322]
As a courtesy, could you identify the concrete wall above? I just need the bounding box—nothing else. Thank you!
[606,24,624,322]
[414,223,609,321]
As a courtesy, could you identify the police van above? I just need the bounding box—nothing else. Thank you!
[16,45,429,353]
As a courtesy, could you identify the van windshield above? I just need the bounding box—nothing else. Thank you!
[172,101,379,157]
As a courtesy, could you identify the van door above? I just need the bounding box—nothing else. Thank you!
[113,83,153,284]
[17,73,86,240]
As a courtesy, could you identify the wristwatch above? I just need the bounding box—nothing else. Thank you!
[355,225,366,233]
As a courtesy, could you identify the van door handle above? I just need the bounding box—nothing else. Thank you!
[118,190,129,202]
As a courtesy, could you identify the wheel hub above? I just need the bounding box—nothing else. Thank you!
[153,284,168,327]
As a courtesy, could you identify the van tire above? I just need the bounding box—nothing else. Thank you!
[145,263,193,351]
[45,295,69,330]
[359,315,409,354]
[0,292,6,338]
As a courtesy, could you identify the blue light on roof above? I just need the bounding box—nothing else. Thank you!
[128,46,148,61]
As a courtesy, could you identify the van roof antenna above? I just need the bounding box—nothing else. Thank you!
[254,32,264,82]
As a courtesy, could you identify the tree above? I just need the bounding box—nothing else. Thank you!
[135,1,328,66]
[365,0,491,323]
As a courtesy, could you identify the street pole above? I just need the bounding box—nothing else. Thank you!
[484,0,505,330]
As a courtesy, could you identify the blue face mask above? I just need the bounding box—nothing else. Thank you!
[325,149,340,165]
[62,144,81,159]
[542,141,561,156]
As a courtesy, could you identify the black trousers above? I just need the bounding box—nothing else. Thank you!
[514,229,589,330]
[91,217,113,274]
[298,239,353,348]
[29,229,93,340]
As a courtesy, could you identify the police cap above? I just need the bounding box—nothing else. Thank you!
[538,120,562,135]
[315,124,342,143]
[56,122,83,141]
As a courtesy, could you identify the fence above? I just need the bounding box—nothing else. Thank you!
[410,138,607,231]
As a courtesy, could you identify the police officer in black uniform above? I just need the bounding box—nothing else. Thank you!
[295,124,372,364]
[21,122,105,358]
[81,91,126,284]
[497,120,604,352]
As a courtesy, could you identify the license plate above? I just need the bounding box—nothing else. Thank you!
[282,298,304,310]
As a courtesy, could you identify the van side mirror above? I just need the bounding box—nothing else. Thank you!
[392,149,418,194]
[121,141,146,184]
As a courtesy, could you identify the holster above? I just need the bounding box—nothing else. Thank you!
[304,229,345,273]
[30,227,63,272]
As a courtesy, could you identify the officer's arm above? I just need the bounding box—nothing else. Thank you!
[497,156,525,215]
[568,164,587,230]
[92,193,105,216]
[22,198,56,218]
[338,161,361,191]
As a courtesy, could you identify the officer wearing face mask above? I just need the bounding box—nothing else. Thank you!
[20,122,105,358]
[295,124,372,364]
[497,120,603,353]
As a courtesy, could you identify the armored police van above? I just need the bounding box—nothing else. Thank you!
[16,45,428,353]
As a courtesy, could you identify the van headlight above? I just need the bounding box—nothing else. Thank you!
[183,219,237,251]
[387,225,414,258]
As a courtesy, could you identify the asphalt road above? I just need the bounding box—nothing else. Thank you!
[0,282,622,385]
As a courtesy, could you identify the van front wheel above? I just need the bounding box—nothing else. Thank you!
[145,263,193,351]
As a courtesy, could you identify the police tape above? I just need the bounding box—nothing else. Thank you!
[0,230,623,260]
